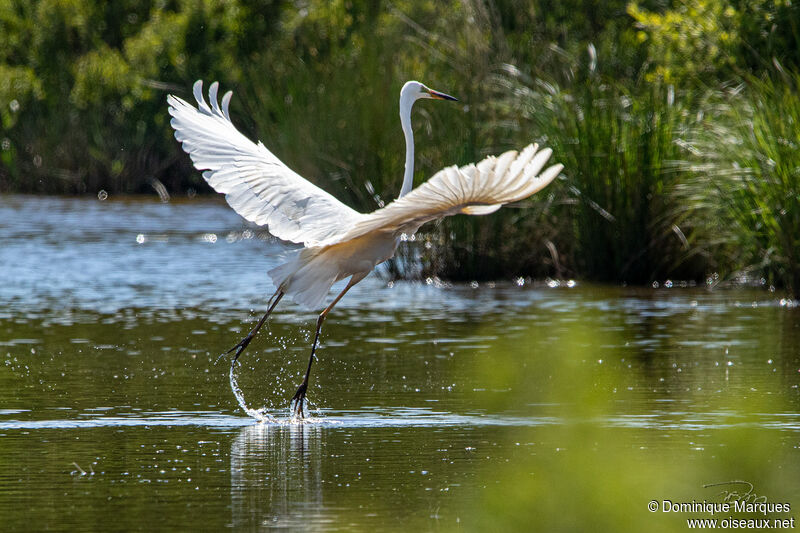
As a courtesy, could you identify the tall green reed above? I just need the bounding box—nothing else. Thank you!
[690,71,800,295]
[489,50,707,284]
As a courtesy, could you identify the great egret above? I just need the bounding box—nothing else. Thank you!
[168,80,562,417]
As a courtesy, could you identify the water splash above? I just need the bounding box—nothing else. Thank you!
[228,360,323,423]
[229,362,276,423]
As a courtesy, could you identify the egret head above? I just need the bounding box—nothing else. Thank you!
[400,81,457,117]
[397,81,458,197]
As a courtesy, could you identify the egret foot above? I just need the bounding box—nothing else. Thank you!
[291,382,308,419]
[216,292,285,365]
[217,333,254,364]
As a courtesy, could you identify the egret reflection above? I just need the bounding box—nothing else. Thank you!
[230,423,324,529]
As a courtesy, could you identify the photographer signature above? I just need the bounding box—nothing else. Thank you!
[704,480,767,504]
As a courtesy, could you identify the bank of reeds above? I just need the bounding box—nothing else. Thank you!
[3,1,800,294]
[423,48,709,284]
[688,72,800,294]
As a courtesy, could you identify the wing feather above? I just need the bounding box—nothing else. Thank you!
[338,144,562,241]
[168,80,364,246]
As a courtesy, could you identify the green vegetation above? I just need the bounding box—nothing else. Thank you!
[1,0,800,294]
[689,73,800,295]
[490,58,702,284]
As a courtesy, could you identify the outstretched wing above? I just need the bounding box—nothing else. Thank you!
[337,144,562,241]
[168,80,364,246]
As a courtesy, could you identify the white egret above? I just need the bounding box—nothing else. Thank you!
[167,80,562,417]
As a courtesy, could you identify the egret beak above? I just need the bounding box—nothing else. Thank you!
[428,89,458,101]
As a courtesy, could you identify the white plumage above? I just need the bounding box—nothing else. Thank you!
[167,79,562,417]
[341,143,562,241]
[168,81,364,248]
[168,80,562,310]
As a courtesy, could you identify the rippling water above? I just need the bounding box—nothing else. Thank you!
[1,195,799,531]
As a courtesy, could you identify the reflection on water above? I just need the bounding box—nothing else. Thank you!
[231,424,324,529]
[1,195,800,531]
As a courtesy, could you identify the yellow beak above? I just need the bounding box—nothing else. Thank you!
[428,89,458,101]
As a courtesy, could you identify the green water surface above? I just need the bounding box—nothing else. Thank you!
[1,196,799,531]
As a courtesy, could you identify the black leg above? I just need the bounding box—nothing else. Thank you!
[291,274,364,418]
[220,290,283,365]
[291,314,324,416]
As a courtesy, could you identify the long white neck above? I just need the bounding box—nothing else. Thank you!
[399,101,415,198]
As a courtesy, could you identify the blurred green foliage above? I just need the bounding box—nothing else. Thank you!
[628,0,740,83]
[629,0,800,82]
[0,0,283,192]
[1,0,799,293]
[466,298,800,531]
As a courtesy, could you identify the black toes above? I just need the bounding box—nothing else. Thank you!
[221,335,254,364]
[291,383,308,418]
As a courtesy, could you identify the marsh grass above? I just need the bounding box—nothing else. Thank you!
[4,1,800,291]
[690,72,800,294]
[444,50,709,285]
[558,79,700,283]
